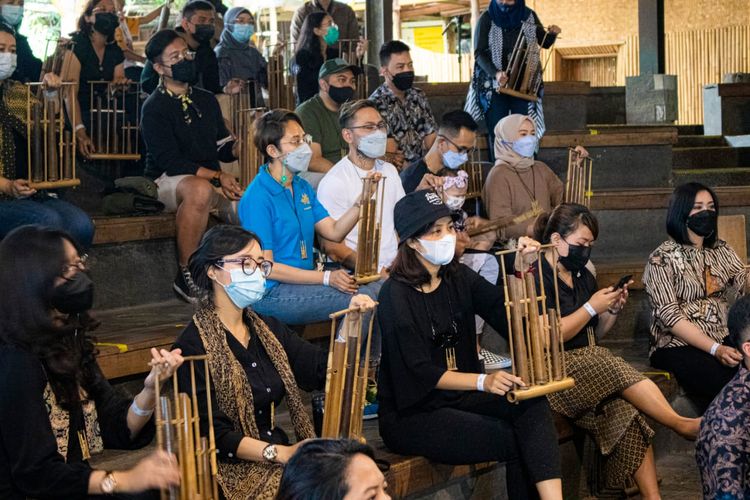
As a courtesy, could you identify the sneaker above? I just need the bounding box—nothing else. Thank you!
[363,400,379,420]
[173,266,198,304]
[480,349,512,371]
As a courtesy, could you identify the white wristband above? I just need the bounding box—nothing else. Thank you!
[323,270,331,287]
[130,399,154,417]
[74,123,86,132]
[583,302,597,318]
[709,342,720,356]
[476,374,487,392]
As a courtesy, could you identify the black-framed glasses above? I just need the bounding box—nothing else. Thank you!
[439,134,476,156]
[62,254,88,277]
[160,50,196,66]
[349,122,387,133]
[217,257,273,277]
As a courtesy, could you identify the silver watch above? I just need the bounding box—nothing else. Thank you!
[262,444,278,462]
[100,471,117,494]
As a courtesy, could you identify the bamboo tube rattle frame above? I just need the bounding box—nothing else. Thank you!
[26,82,79,189]
[321,303,377,442]
[354,175,385,285]
[564,147,594,207]
[87,80,142,161]
[496,22,556,102]
[496,244,575,402]
[154,355,219,500]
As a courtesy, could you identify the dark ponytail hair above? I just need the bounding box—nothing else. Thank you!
[188,225,263,304]
[533,203,599,243]
[0,225,98,410]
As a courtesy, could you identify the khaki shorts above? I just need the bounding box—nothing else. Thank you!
[154,172,238,224]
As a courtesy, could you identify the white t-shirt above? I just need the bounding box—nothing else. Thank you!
[317,156,405,271]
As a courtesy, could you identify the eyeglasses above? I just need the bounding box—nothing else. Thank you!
[349,122,387,133]
[160,50,196,66]
[439,134,476,156]
[217,257,273,277]
[62,254,88,277]
[281,134,312,148]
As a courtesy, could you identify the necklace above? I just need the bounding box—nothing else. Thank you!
[419,284,460,371]
[513,166,537,202]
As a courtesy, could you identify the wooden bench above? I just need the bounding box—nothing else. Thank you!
[92,214,176,245]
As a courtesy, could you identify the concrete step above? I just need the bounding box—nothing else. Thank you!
[675,135,727,148]
[673,167,750,186]
[672,146,750,169]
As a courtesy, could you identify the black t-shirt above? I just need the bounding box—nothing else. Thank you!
[173,314,327,460]
[70,32,125,127]
[539,259,599,350]
[11,33,42,84]
[377,264,508,416]
[0,344,154,500]
[399,158,431,194]
[292,46,339,106]
[141,85,235,178]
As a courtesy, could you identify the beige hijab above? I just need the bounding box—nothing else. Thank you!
[493,114,536,171]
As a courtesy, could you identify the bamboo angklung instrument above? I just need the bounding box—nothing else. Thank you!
[88,81,142,161]
[335,38,367,99]
[158,1,174,31]
[154,355,219,500]
[467,203,544,238]
[354,175,385,285]
[497,21,556,102]
[26,82,80,189]
[322,302,377,442]
[464,160,485,200]
[226,82,264,187]
[267,42,295,110]
[496,244,575,402]
[564,148,594,207]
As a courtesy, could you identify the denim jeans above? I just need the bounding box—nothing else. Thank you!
[0,195,95,249]
[253,280,383,359]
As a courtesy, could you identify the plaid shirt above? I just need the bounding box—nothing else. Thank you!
[369,83,437,163]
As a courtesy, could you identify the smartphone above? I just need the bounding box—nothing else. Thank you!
[613,274,633,290]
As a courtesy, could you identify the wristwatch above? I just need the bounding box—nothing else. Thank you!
[100,471,117,494]
[262,444,278,462]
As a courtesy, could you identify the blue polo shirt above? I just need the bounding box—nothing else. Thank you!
[239,166,329,288]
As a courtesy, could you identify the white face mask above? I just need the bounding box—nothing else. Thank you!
[357,130,387,159]
[416,234,456,266]
[282,142,313,173]
[0,52,17,81]
[444,195,465,211]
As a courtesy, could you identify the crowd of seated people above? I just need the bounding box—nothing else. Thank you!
[1,0,749,499]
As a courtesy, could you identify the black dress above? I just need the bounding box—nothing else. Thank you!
[377,264,561,499]
[69,32,125,131]
[0,344,155,500]
[173,314,327,461]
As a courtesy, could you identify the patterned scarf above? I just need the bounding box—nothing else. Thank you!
[158,83,201,125]
[0,80,29,180]
[193,306,315,500]
[43,383,104,461]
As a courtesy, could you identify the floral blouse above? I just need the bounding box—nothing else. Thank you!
[643,239,747,355]
[695,366,750,498]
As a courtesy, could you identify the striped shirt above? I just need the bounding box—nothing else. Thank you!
[643,239,747,355]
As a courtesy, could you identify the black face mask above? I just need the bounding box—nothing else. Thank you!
[168,58,197,84]
[687,209,717,238]
[52,272,94,314]
[328,84,354,104]
[391,70,415,91]
[93,12,119,38]
[192,23,215,44]
[559,241,592,273]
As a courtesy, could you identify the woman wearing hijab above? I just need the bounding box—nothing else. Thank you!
[215,7,268,106]
[466,0,559,161]
[481,114,565,241]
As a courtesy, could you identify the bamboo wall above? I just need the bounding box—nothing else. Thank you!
[665,25,750,125]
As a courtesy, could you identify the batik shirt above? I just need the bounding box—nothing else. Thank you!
[696,366,750,499]
[369,83,437,164]
[642,240,747,355]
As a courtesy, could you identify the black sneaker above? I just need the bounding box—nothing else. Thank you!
[173,266,198,304]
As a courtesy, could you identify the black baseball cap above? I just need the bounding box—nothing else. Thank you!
[394,189,452,244]
[318,58,362,79]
